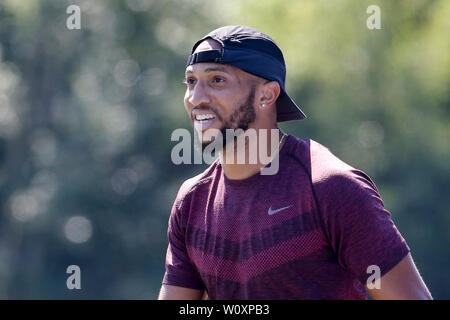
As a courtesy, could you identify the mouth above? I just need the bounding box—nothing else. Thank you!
[193,113,217,131]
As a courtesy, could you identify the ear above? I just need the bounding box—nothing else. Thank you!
[258,81,281,109]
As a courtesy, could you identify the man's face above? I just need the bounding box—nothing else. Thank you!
[184,39,258,149]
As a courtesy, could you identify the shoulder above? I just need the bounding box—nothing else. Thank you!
[284,136,356,182]
[303,139,373,190]
[286,136,380,206]
[173,159,219,211]
[308,139,355,182]
[303,140,383,215]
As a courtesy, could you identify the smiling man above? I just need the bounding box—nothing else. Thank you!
[158,25,432,300]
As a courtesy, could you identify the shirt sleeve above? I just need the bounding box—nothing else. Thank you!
[314,168,411,284]
[162,194,205,290]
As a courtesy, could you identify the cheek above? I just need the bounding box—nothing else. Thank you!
[184,91,191,113]
[214,90,240,111]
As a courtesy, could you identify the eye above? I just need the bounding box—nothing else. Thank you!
[213,76,225,84]
[183,77,196,86]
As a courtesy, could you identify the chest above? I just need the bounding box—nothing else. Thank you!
[184,184,327,283]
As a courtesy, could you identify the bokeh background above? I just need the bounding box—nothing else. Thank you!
[0,0,448,299]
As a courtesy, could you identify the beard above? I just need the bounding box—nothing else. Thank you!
[200,86,256,152]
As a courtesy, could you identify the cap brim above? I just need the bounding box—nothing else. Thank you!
[276,89,307,122]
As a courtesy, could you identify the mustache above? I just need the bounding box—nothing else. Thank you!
[191,106,223,122]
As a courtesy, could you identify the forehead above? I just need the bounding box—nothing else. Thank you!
[185,62,239,76]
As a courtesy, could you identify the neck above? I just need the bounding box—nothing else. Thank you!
[219,126,286,180]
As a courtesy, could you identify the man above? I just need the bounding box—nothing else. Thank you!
[158,26,432,300]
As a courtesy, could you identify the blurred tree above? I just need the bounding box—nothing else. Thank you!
[0,0,448,299]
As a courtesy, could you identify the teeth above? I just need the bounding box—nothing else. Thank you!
[195,114,215,121]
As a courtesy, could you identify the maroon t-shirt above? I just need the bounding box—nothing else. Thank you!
[162,135,410,299]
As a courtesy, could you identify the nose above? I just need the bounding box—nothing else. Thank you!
[187,81,211,107]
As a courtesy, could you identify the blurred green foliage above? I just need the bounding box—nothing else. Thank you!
[0,0,448,299]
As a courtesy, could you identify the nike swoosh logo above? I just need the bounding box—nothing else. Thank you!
[268,205,293,215]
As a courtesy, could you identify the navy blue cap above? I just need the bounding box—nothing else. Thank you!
[186,25,306,122]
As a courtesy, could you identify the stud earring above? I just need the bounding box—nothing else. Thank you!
[261,103,266,108]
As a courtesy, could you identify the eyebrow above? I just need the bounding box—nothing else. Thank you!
[185,66,232,75]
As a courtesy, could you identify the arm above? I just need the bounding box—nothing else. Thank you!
[158,284,206,300]
[313,166,430,300]
[161,184,207,300]
[366,253,433,300]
